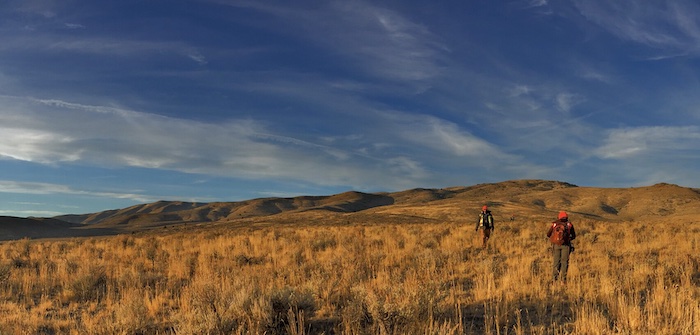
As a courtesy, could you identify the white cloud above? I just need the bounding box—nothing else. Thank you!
[378,110,518,165]
[0,180,157,203]
[423,119,494,157]
[1,91,555,192]
[508,85,532,97]
[187,50,207,65]
[576,66,615,84]
[595,126,700,159]
[0,96,453,190]
[556,93,584,113]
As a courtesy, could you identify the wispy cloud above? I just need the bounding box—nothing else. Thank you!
[0,96,439,190]
[0,209,66,217]
[0,30,207,66]
[381,111,512,160]
[329,1,448,83]
[573,0,700,57]
[5,0,700,204]
[7,0,60,18]
[576,66,615,84]
[0,92,549,192]
[0,180,157,203]
[64,23,84,29]
[217,0,447,86]
[50,38,205,63]
[595,126,700,159]
[556,93,585,113]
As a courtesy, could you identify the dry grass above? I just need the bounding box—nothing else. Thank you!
[0,217,698,334]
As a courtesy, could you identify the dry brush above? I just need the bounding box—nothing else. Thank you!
[0,217,698,334]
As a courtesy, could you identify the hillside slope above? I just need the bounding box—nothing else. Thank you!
[57,179,700,227]
[4,179,700,240]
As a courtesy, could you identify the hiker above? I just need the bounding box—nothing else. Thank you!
[546,211,576,284]
[475,205,494,248]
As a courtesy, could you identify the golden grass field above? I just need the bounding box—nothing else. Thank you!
[1,214,698,334]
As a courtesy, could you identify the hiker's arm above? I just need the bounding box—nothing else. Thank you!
[546,225,553,237]
[569,225,576,240]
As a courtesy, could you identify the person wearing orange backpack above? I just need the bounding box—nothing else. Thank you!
[546,211,576,284]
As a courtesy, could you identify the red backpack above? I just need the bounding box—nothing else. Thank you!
[550,221,569,245]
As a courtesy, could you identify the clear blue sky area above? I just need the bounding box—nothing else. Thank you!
[2,0,700,217]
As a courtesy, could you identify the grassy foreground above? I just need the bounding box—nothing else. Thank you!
[0,218,698,334]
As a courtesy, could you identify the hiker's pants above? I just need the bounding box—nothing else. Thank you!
[552,244,571,281]
[480,228,491,247]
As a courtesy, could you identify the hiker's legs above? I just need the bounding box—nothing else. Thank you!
[481,228,491,247]
[559,245,571,281]
[552,245,562,280]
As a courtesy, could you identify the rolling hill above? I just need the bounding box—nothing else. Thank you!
[2,179,700,241]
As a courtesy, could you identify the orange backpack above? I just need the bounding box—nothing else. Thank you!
[550,221,569,245]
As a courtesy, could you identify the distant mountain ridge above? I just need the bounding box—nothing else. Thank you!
[55,191,396,226]
[3,179,700,241]
[54,179,700,226]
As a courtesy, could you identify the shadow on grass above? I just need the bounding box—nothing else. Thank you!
[290,295,576,335]
[460,296,575,334]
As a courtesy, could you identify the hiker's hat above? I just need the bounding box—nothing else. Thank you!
[558,211,568,219]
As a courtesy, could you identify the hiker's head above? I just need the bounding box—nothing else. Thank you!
[558,211,568,220]
[482,205,488,211]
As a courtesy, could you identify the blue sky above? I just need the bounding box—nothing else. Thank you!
[2,0,700,217]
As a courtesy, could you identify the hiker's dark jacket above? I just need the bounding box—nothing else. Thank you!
[476,210,494,230]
